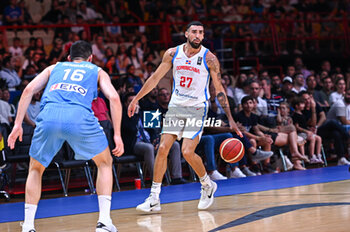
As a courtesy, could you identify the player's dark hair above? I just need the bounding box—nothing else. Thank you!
[241,95,254,105]
[186,21,204,31]
[70,40,92,60]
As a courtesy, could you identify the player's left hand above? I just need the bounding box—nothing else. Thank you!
[7,124,23,150]
[112,136,124,157]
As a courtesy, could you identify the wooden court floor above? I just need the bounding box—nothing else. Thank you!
[1,179,349,232]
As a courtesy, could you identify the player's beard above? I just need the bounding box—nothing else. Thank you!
[188,39,202,49]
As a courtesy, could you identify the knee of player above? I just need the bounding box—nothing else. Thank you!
[157,143,170,156]
[181,148,194,159]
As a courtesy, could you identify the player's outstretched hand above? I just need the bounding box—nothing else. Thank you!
[128,99,138,118]
[112,136,124,157]
[7,124,23,149]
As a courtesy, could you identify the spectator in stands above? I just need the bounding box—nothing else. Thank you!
[24,37,36,58]
[3,0,24,25]
[35,37,46,57]
[286,65,296,77]
[41,0,64,24]
[314,76,333,108]
[78,1,98,23]
[327,89,350,132]
[306,74,322,99]
[262,77,284,117]
[291,73,306,94]
[105,55,119,75]
[71,15,85,35]
[271,74,282,94]
[106,15,122,43]
[0,89,12,141]
[115,45,128,74]
[92,35,106,67]
[221,73,234,98]
[48,38,64,64]
[9,37,23,57]
[124,45,144,77]
[125,64,143,93]
[1,88,16,121]
[294,57,311,79]
[300,91,349,166]
[233,73,247,105]
[292,96,323,164]
[140,87,158,112]
[23,65,37,81]
[0,56,21,90]
[250,80,268,116]
[281,76,293,96]
[23,91,41,128]
[329,78,345,105]
[64,0,78,23]
[92,95,114,151]
[143,62,155,81]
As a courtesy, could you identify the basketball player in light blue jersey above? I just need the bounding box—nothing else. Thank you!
[8,41,123,232]
[129,21,272,213]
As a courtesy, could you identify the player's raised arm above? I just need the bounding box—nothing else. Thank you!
[7,65,53,149]
[98,69,124,157]
[128,47,175,117]
[206,52,243,137]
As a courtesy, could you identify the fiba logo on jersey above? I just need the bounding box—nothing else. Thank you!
[143,109,161,128]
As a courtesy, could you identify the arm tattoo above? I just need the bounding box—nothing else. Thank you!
[217,92,228,109]
[169,51,175,57]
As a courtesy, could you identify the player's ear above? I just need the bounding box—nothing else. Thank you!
[185,30,188,39]
[67,55,71,61]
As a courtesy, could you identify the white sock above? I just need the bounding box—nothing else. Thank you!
[150,182,162,199]
[98,195,112,225]
[23,203,37,228]
[200,173,212,187]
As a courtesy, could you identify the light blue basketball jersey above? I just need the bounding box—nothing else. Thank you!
[41,61,99,112]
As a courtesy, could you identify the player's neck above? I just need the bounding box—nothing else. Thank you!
[184,43,201,57]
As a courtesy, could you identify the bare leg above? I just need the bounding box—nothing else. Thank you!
[153,134,177,183]
[182,136,206,178]
[22,158,46,230]
[25,158,46,204]
[93,147,113,196]
[308,136,316,157]
[93,147,115,227]
[315,135,322,155]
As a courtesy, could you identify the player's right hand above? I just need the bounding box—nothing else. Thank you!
[112,135,124,157]
[128,100,138,118]
[7,124,23,150]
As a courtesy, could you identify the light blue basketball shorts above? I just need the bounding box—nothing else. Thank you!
[29,103,108,167]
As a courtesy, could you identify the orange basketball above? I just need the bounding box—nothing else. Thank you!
[219,138,245,163]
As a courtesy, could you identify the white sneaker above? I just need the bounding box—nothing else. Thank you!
[285,156,294,170]
[241,167,256,176]
[317,154,324,164]
[198,181,217,210]
[310,154,322,164]
[338,157,350,166]
[96,222,118,232]
[21,222,35,232]
[229,168,246,178]
[136,195,161,213]
[209,170,227,180]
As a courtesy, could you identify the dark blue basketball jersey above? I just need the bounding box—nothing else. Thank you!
[41,61,100,112]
